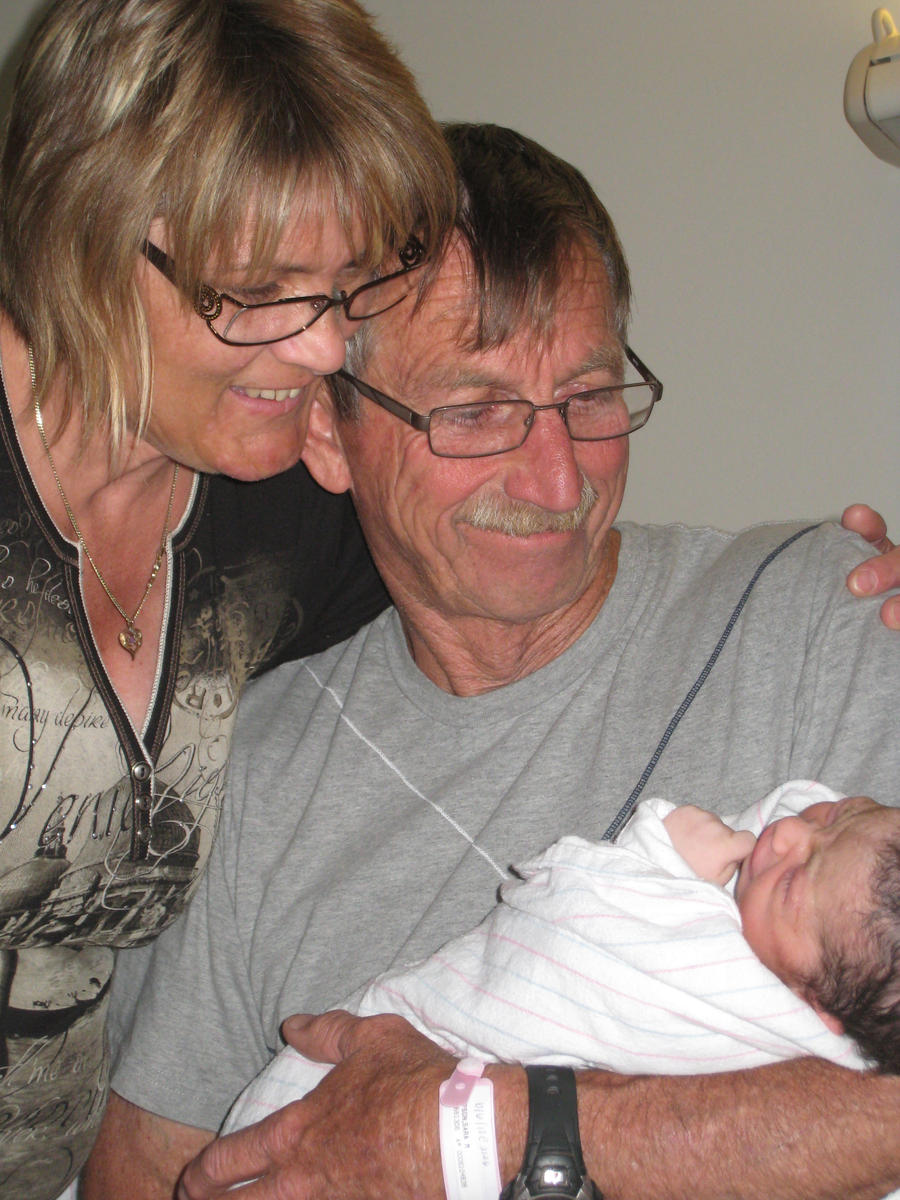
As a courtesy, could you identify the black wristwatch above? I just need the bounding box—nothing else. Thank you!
[500,1065,601,1200]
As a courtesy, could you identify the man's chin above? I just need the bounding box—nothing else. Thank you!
[461,556,598,623]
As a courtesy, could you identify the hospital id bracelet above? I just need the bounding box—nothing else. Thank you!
[439,1057,501,1200]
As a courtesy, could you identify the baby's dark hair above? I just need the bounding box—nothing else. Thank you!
[802,835,900,1073]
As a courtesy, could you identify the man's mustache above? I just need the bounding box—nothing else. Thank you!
[456,477,599,536]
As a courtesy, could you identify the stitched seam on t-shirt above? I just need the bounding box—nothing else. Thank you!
[301,659,509,881]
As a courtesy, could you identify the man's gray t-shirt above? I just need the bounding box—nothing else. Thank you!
[110,521,900,1131]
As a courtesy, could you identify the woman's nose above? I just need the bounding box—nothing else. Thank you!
[272,306,348,375]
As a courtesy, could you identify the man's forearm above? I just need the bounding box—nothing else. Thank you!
[182,1014,899,1200]
[547,1058,898,1200]
[82,1091,214,1200]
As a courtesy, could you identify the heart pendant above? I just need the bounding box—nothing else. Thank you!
[118,624,143,659]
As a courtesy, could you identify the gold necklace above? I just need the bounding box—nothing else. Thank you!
[28,346,179,660]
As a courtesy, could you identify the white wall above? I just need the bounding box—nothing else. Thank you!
[2,1,897,531]
[0,3,44,113]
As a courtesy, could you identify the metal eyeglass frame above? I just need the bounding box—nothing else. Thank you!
[336,344,663,459]
[140,236,426,347]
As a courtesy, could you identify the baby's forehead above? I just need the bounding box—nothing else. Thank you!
[845,796,900,860]
[806,795,900,866]
[818,794,892,821]
[844,795,900,822]
[875,801,900,838]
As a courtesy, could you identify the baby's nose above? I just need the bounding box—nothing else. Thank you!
[769,814,813,857]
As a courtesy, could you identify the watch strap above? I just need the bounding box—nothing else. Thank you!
[500,1065,599,1199]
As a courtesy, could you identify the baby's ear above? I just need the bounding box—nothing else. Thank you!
[302,381,352,495]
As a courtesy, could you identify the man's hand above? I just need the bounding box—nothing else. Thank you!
[663,804,756,886]
[177,1012,474,1200]
[842,504,900,629]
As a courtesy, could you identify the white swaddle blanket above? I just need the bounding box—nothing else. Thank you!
[223,780,897,1199]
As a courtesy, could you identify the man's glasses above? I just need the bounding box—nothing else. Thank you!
[141,237,426,347]
[337,345,662,459]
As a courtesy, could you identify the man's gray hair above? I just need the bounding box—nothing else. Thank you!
[328,122,631,422]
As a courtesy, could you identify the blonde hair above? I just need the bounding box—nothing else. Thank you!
[0,0,454,450]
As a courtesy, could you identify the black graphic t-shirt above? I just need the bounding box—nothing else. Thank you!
[0,381,387,1199]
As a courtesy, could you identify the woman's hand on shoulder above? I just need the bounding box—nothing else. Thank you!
[842,504,900,630]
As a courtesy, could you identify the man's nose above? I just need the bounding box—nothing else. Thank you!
[505,407,585,513]
[271,307,348,375]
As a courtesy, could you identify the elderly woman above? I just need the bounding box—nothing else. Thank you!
[0,1,453,1196]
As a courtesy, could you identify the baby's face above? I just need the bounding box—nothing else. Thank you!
[735,795,900,994]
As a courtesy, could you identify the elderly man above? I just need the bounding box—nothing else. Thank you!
[86,124,900,1200]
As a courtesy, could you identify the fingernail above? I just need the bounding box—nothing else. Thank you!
[852,568,877,595]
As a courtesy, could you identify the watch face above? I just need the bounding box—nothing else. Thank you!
[532,1183,597,1200]
[500,1171,599,1200]
[528,1154,595,1197]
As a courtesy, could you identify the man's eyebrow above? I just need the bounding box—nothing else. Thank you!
[574,344,625,376]
[426,366,499,390]
[424,345,625,393]
[415,340,628,396]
